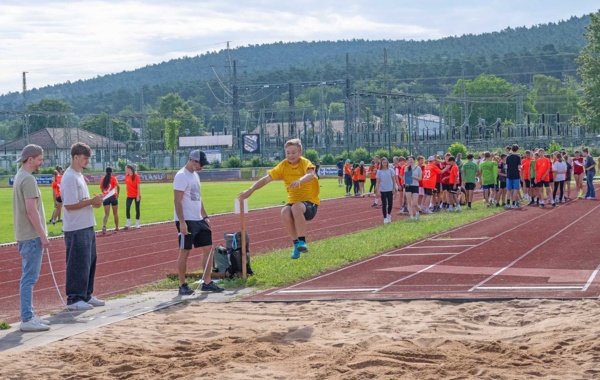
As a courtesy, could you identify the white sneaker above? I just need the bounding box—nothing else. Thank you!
[66,300,93,311]
[383,217,390,224]
[448,206,454,211]
[20,319,50,332]
[32,315,50,325]
[425,208,432,214]
[87,297,105,307]
[456,205,462,211]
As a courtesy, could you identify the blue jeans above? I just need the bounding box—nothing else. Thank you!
[586,170,596,198]
[64,227,97,304]
[18,238,43,322]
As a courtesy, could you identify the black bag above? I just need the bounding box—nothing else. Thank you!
[213,246,229,273]
[224,231,253,278]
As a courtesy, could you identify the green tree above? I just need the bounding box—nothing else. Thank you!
[577,11,600,132]
[448,142,468,157]
[529,74,580,117]
[351,148,371,163]
[80,113,132,141]
[25,98,72,136]
[164,118,180,169]
[304,149,319,164]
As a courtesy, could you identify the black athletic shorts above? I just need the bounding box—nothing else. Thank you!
[442,183,452,192]
[286,201,319,221]
[499,182,506,189]
[423,188,433,196]
[536,181,550,188]
[103,195,118,206]
[176,219,212,250]
[524,179,531,188]
[55,196,62,203]
[434,183,441,194]
[465,183,475,191]
[405,185,419,194]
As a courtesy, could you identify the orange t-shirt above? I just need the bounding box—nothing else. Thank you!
[535,157,551,182]
[52,175,62,198]
[344,163,352,175]
[449,165,459,185]
[355,166,366,181]
[100,176,118,196]
[125,174,141,198]
[422,164,441,189]
[398,164,406,186]
[521,158,531,179]
[368,164,378,179]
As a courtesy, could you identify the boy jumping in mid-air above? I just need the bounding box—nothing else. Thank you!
[238,139,320,259]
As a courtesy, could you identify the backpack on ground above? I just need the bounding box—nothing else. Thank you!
[223,231,254,278]
[213,246,230,273]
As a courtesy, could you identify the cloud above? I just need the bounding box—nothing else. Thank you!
[0,0,597,94]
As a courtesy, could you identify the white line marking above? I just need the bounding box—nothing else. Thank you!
[429,237,490,241]
[469,203,600,292]
[276,288,379,294]
[583,263,600,291]
[475,286,582,290]
[384,253,457,256]
[405,245,476,248]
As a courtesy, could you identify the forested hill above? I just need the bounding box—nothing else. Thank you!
[0,14,591,113]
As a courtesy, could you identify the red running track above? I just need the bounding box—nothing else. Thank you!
[249,185,600,302]
[0,194,400,323]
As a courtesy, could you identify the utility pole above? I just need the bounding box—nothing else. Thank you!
[288,83,295,136]
[384,49,391,154]
[232,60,240,152]
[22,72,29,144]
[344,53,350,154]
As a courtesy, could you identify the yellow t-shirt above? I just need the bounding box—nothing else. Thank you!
[268,156,320,206]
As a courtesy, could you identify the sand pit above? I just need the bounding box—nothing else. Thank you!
[2,299,600,379]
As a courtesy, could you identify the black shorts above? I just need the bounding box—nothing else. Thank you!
[465,183,475,191]
[530,179,536,187]
[442,183,452,192]
[103,195,118,206]
[434,183,441,194]
[405,185,419,194]
[55,196,62,203]
[423,188,433,196]
[536,181,550,188]
[524,179,531,188]
[286,201,319,221]
[499,182,506,189]
[176,220,212,250]
[337,170,343,177]
[448,185,458,194]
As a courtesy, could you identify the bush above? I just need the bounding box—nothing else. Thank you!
[304,149,319,165]
[373,149,390,161]
[391,147,410,159]
[448,142,468,158]
[250,156,262,167]
[137,162,149,171]
[117,159,127,171]
[321,153,336,165]
[351,148,371,164]
[210,159,221,169]
[225,156,242,168]
[548,140,562,154]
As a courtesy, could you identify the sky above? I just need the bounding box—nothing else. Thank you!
[0,0,598,96]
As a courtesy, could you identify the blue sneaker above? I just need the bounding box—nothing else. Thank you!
[291,244,301,259]
[296,240,308,252]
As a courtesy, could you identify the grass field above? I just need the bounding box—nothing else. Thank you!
[1,178,344,244]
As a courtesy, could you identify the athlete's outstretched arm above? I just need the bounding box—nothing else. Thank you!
[238,175,273,200]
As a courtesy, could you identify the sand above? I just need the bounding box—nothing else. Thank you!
[2,299,600,379]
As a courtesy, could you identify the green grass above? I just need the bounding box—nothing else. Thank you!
[0,321,10,330]
[0,178,343,244]
[143,203,503,293]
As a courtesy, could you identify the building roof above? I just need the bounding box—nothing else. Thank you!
[0,128,125,151]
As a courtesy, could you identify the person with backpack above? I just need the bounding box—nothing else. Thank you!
[238,138,320,259]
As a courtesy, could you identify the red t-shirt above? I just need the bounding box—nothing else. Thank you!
[440,162,451,184]
[573,157,584,175]
[422,164,442,189]
[449,165,459,185]
[535,158,551,182]
[52,175,62,197]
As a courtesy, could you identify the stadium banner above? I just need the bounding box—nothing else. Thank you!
[179,135,233,147]
[9,175,53,186]
[318,167,339,177]
[242,134,260,154]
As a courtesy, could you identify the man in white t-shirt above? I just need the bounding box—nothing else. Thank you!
[61,142,104,311]
[174,150,223,295]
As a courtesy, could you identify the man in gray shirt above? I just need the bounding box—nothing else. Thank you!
[582,147,596,199]
[13,144,50,332]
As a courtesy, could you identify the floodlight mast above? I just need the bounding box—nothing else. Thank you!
[23,72,29,144]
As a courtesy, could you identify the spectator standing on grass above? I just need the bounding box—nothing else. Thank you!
[100,167,120,234]
[375,157,397,224]
[343,159,353,196]
[174,150,223,295]
[239,139,320,260]
[13,144,51,332]
[50,168,63,225]
[582,147,596,199]
[461,154,479,209]
[479,152,498,206]
[61,142,105,311]
[573,151,585,198]
[552,153,567,206]
[336,158,344,187]
[124,164,142,229]
[505,144,522,209]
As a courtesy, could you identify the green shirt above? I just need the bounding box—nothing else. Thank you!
[479,160,498,185]
[13,169,47,241]
[529,159,536,179]
[461,161,479,184]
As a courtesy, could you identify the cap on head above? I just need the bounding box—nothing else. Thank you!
[16,144,43,163]
[427,156,436,161]
[189,150,209,166]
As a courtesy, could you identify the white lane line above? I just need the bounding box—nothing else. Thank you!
[404,245,476,248]
[429,237,490,241]
[582,263,600,291]
[268,212,509,295]
[384,253,457,256]
[376,201,572,293]
[469,203,600,292]
[476,286,582,290]
[275,288,379,294]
